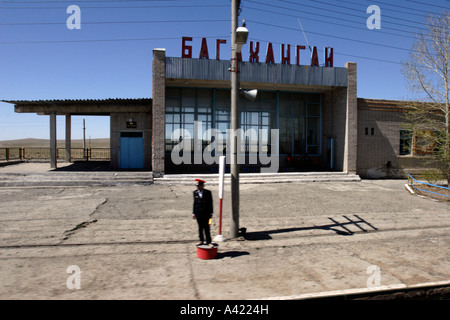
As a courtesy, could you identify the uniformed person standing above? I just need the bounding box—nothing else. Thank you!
[192,179,214,247]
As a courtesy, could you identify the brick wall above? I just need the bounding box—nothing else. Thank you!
[152,49,166,177]
[356,99,434,178]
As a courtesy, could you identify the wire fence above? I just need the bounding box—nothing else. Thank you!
[0,147,110,161]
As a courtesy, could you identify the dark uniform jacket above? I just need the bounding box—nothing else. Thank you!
[193,189,213,217]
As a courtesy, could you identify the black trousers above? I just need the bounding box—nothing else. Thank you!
[196,215,211,244]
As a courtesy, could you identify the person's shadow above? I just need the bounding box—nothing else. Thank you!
[216,251,250,259]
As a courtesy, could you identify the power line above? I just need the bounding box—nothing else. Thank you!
[340,0,429,19]
[360,0,449,17]
[333,53,403,65]
[0,31,404,65]
[0,15,415,54]
[0,0,429,37]
[244,5,417,40]
[0,4,229,10]
[0,19,230,26]
[249,37,403,65]
[247,20,413,53]
[0,35,229,45]
[404,0,450,10]
[246,0,428,34]
[310,0,450,32]
[311,0,429,25]
[270,0,429,32]
[243,1,447,50]
[1,0,180,3]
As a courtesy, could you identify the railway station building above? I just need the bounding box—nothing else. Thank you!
[3,41,428,179]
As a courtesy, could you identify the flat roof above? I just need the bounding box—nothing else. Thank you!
[2,98,152,115]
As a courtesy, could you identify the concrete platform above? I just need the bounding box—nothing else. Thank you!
[0,162,360,187]
[0,178,448,302]
[0,162,153,187]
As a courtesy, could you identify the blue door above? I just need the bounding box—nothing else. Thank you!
[120,132,144,169]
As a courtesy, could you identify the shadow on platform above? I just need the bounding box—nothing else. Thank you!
[244,215,378,240]
[216,251,250,259]
[51,161,151,172]
[51,161,112,172]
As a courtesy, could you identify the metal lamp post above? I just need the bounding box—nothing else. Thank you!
[230,0,248,238]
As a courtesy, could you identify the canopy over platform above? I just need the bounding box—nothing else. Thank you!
[3,98,152,115]
[2,98,153,169]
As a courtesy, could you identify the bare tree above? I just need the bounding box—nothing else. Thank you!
[402,11,450,185]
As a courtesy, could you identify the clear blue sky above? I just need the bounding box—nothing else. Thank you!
[1,0,449,141]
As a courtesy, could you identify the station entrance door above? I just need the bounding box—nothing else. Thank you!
[120,132,144,169]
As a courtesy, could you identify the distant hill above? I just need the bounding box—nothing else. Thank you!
[0,138,110,148]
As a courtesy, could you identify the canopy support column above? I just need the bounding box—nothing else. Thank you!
[50,112,57,169]
[65,114,71,162]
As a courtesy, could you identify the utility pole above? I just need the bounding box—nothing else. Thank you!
[230,0,240,238]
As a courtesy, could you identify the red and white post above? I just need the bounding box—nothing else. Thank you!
[214,156,226,242]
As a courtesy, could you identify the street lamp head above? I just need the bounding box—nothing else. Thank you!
[235,25,248,53]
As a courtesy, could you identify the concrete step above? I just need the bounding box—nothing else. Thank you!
[0,171,361,187]
[0,172,154,187]
[154,172,361,185]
